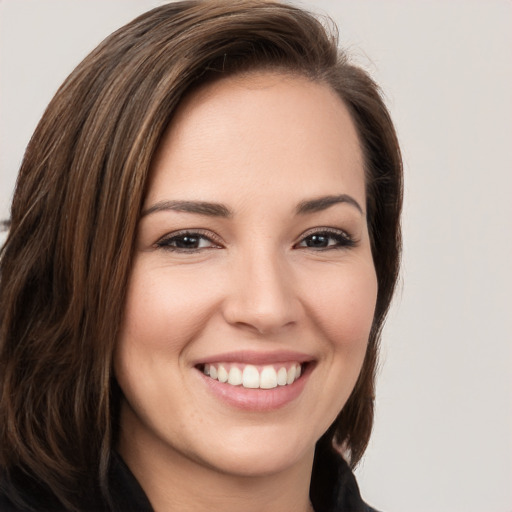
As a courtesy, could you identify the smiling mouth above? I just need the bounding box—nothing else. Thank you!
[197,362,308,390]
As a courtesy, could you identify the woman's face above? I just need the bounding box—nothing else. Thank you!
[115,72,377,479]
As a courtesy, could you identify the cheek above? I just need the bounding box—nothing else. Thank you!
[302,260,378,352]
[118,263,222,355]
[297,258,378,436]
[114,263,224,423]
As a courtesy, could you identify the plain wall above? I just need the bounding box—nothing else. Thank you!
[1,1,511,511]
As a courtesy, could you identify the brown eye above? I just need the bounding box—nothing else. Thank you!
[304,234,330,248]
[169,234,202,249]
[156,231,221,252]
[296,230,355,250]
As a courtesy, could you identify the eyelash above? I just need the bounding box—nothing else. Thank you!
[154,228,356,253]
[154,229,222,252]
[295,228,356,250]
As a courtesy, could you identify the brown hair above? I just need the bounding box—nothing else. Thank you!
[0,1,402,510]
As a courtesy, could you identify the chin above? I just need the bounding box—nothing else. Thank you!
[190,420,320,478]
[202,440,314,478]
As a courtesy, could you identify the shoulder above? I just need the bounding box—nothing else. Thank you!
[0,492,24,512]
[0,476,35,512]
[0,471,103,512]
[310,440,381,512]
[0,478,66,512]
[108,452,154,512]
[0,454,150,512]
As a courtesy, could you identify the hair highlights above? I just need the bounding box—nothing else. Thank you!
[0,2,402,509]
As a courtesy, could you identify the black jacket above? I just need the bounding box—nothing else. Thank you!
[0,450,379,512]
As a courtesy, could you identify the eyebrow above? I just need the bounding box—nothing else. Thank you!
[296,194,364,215]
[141,194,363,219]
[141,200,233,218]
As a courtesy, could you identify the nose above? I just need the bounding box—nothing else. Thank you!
[222,249,301,335]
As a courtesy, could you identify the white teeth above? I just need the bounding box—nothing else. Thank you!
[203,362,304,389]
[228,366,243,385]
[242,365,260,389]
[217,365,228,383]
[260,366,278,389]
[286,365,296,385]
[277,367,287,386]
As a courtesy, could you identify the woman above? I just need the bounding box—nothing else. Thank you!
[0,1,402,511]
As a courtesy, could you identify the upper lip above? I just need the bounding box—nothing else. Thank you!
[192,350,314,366]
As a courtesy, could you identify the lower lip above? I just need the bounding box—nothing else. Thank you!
[197,366,311,411]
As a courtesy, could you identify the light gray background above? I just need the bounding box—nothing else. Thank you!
[1,1,511,511]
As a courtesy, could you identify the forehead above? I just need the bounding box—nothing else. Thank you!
[146,72,365,209]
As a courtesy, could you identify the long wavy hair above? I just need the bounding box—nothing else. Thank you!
[0,1,402,510]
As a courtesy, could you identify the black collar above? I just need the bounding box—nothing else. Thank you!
[0,450,378,511]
